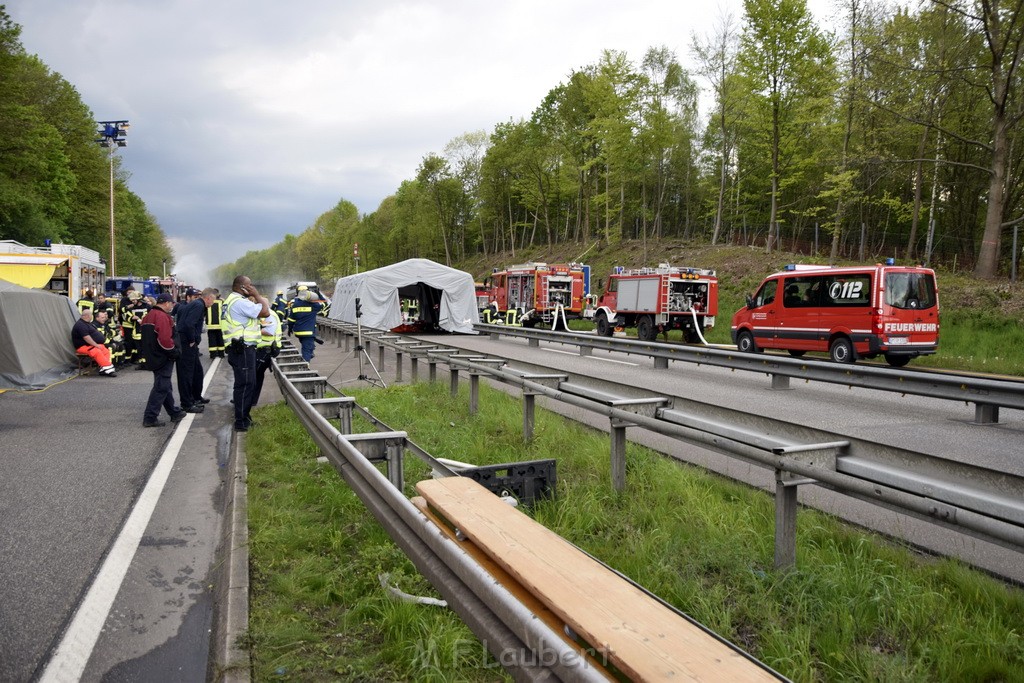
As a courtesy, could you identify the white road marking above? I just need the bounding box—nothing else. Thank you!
[39,359,221,682]
[543,348,638,366]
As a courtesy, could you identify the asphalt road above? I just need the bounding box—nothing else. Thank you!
[0,351,250,682]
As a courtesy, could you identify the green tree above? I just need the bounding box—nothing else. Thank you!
[738,0,836,252]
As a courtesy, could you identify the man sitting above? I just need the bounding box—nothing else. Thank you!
[72,308,117,377]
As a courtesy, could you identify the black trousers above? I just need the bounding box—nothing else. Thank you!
[228,344,257,429]
[207,328,225,357]
[176,343,204,408]
[144,361,178,423]
[252,347,273,408]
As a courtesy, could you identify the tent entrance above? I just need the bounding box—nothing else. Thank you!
[398,282,443,328]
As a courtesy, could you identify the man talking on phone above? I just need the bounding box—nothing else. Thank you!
[222,275,271,432]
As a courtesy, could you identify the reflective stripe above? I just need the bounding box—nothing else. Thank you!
[206,300,222,329]
[222,292,261,344]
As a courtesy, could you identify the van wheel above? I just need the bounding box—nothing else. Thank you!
[885,353,911,368]
[637,315,657,342]
[595,312,613,337]
[787,350,806,358]
[683,328,701,344]
[737,330,760,354]
[829,337,856,364]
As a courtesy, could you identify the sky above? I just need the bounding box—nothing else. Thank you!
[6,0,841,285]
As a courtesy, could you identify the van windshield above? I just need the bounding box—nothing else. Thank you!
[885,272,936,310]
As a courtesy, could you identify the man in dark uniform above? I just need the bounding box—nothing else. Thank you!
[175,287,216,412]
[140,294,185,427]
[286,290,323,362]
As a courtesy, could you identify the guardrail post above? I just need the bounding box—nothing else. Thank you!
[469,374,480,414]
[378,344,385,371]
[428,360,437,382]
[410,356,419,382]
[343,333,351,352]
[523,392,536,440]
[450,368,459,397]
[654,357,668,370]
[771,373,791,390]
[579,346,592,357]
[308,397,355,434]
[387,441,404,491]
[395,352,403,383]
[975,403,1000,424]
[528,337,540,348]
[774,469,798,570]
[610,418,630,492]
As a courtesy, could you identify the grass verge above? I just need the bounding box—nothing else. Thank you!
[247,382,1024,682]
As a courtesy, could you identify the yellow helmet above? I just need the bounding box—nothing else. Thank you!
[297,285,308,291]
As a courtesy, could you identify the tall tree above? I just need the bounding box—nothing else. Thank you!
[692,12,741,245]
[738,0,835,252]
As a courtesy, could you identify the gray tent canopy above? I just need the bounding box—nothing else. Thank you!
[329,259,480,334]
[0,278,80,390]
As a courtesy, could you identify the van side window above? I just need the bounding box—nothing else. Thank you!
[754,280,777,307]
[822,274,872,307]
[783,277,821,307]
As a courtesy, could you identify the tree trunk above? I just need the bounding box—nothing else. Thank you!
[976,114,1008,277]
[906,126,929,262]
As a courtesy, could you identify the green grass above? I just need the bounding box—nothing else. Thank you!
[246,382,1024,681]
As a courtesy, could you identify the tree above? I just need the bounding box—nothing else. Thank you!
[738,0,835,252]
[692,12,741,245]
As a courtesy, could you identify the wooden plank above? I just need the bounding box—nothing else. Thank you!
[411,497,613,679]
[416,477,777,682]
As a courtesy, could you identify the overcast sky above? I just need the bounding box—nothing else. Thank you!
[7,0,840,285]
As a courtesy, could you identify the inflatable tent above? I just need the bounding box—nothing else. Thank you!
[0,279,80,390]
[329,259,479,334]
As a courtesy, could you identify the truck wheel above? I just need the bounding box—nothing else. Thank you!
[595,312,613,337]
[884,353,911,368]
[637,315,657,342]
[737,330,760,354]
[829,337,856,364]
[683,328,700,344]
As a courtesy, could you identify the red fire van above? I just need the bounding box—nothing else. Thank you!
[731,261,939,366]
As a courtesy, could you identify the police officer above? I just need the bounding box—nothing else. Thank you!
[206,289,225,358]
[287,289,323,362]
[222,276,270,432]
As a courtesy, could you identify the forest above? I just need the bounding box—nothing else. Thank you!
[217,0,1024,285]
[0,7,172,276]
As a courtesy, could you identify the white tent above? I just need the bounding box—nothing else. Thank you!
[329,258,479,334]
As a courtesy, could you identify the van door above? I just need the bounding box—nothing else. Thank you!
[819,272,873,353]
[748,278,780,349]
[778,276,820,352]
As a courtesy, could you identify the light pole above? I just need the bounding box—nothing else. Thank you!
[96,120,129,275]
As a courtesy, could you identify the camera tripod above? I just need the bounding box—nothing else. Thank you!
[327,297,387,388]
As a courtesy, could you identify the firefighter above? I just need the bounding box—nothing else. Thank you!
[72,308,116,376]
[93,292,114,317]
[93,309,125,367]
[206,290,225,358]
[126,293,151,367]
[271,290,288,317]
[77,289,95,314]
[482,301,500,324]
[287,289,322,362]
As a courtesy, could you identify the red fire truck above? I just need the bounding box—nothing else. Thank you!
[584,264,719,342]
[730,261,939,366]
[482,262,590,329]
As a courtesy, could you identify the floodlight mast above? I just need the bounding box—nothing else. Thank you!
[95,120,129,275]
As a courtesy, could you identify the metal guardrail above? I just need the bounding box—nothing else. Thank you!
[471,323,1024,425]
[314,318,1024,574]
[268,344,783,680]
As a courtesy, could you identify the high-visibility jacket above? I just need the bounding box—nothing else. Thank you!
[256,315,282,350]
[287,298,322,337]
[206,299,223,330]
[77,298,94,313]
[222,292,261,345]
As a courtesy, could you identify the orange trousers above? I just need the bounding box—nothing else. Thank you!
[77,344,112,368]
